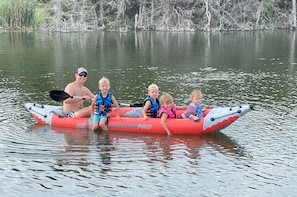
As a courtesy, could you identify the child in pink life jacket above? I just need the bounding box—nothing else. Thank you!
[181,89,203,122]
[158,93,177,135]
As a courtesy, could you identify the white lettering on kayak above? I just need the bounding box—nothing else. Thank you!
[76,123,86,128]
[109,124,152,130]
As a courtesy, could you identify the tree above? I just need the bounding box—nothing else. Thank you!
[293,0,296,28]
[40,0,98,32]
[2,0,297,32]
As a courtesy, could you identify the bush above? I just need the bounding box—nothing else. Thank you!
[0,0,37,30]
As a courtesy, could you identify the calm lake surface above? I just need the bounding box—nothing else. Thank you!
[0,30,297,196]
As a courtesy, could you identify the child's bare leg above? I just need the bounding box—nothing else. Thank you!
[92,122,98,131]
[99,119,108,131]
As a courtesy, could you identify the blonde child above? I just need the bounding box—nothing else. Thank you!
[158,93,177,135]
[142,83,160,120]
[181,90,203,121]
[91,76,120,131]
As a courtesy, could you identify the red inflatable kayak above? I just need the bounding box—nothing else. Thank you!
[25,102,253,135]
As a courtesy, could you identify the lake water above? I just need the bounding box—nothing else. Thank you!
[0,31,297,196]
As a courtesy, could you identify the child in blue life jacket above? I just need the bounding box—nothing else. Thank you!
[142,83,160,120]
[181,89,203,121]
[91,76,120,131]
[124,83,160,118]
[158,92,177,135]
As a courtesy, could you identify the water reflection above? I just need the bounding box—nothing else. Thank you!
[32,124,247,166]
[32,124,115,170]
[109,131,248,163]
[93,130,114,166]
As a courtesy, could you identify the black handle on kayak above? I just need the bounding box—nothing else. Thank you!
[119,103,143,107]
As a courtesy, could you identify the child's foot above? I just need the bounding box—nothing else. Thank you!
[194,118,200,122]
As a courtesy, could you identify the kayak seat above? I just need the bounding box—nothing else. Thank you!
[53,108,67,118]
[124,107,143,118]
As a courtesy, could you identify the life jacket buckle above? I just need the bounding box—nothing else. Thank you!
[100,104,105,112]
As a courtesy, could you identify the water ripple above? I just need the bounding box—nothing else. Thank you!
[2,31,297,196]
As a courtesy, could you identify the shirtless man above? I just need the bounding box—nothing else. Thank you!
[63,67,95,118]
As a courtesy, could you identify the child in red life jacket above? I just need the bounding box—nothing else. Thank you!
[181,89,203,122]
[158,93,177,135]
[91,76,120,131]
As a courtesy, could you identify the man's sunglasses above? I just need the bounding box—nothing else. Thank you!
[79,73,87,77]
